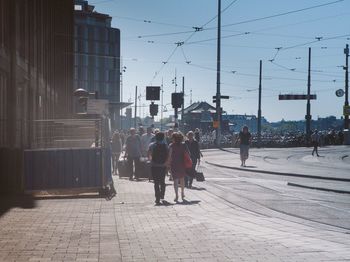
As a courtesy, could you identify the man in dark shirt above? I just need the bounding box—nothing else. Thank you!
[185,131,201,188]
[148,132,168,205]
[236,126,251,167]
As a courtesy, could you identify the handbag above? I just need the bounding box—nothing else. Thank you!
[184,151,193,169]
[195,165,205,182]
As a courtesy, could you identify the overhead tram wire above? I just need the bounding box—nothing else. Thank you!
[281,33,350,51]
[186,63,339,83]
[205,0,345,30]
[149,0,240,84]
[133,10,349,42]
[268,33,350,61]
[110,15,193,29]
[269,61,344,79]
[136,13,349,50]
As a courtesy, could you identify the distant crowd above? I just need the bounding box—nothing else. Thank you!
[199,129,345,148]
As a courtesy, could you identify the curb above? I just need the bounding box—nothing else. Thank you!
[287,182,350,194]
[205,161,350,182]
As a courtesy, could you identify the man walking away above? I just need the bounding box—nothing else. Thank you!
[125,128,142,180]
[311,130,320,157]
[185,131,201,189]
[148,132,168,205]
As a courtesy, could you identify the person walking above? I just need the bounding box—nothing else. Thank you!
[111,131,122,175]
[125,128,142,181]
[141,127,154,157]
[236,126,251,167]
[185,131,201,189]
[194,128,201,143]
[148,132,168,205]
[311,130,320,157]
[167,132,188,202]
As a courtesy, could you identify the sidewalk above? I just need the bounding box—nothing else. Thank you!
[0,176,350,261]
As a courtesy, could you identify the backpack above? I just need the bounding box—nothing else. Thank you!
[152,143,168,165]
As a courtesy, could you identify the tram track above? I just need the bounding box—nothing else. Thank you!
[200,163,350,233]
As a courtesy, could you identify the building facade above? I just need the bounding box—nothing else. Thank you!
[0,0,74,192]
[74,0,121,129]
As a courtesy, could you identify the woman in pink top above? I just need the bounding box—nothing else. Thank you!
[167,132,187,202]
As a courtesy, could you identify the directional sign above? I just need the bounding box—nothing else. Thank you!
[279,94,317,100]
[344,105,350,116]
[336,89,345,97]
[213,95,229,99]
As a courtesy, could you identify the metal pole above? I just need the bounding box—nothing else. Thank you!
[134,86,137,128]
[181,76,185,131]
[174,108,178,130]
[344,44,349,130]
[306,47,312,140]
[120,57,123,130]
[161,78,164,131]
[257,60,262,148]
[215,0,222,146]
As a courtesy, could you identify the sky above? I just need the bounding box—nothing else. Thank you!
[91,0,350,122]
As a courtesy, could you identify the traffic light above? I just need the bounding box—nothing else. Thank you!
[149,102,158,116]
[171,92,183,109]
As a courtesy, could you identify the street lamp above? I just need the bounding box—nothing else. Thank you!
[73,88,98,113]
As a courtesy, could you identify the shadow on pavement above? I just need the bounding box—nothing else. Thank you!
[0,194,36,218]
[190,186,206,191]
[33,194,104,201]
[244,165,257,168]
[179,200,201,205]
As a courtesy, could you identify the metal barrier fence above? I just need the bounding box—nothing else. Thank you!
[23,117,112,193]
[29,118,103,149]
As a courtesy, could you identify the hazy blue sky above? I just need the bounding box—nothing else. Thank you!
[92,0,349,122]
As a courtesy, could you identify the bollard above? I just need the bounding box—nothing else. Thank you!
[343,129,350,145]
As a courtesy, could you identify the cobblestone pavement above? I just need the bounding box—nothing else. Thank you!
[0,175,350,262]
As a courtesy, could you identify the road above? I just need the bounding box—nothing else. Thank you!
[201,145,350,231]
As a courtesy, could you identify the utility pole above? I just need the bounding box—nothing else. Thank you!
[257,60,262,148]
[161,78,164,131]
[344,44,349,130]
[174,68,177,92]
[215,0,222,146]
[134,86,137,128]
[120,57,125,130]
[306,47,312,140]
[190,89,192,105]
[181,76,185,131]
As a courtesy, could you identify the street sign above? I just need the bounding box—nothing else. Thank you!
[87,99,109,115]
[279,94,317,100]
[344,105,350,116]
[213,121,219,128]
[213,95,229,99]
[336,89,345,97]
[146,86,160,100]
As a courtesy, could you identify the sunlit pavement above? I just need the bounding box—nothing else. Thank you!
[1,147,350,261]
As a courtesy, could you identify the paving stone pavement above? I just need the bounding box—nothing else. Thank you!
[0,176,350,262]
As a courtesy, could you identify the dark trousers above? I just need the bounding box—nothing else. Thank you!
[185,158,197,188]
[112,153,121,174]
[312,142,319,156]
[152,166,166,202]
[127,156,141,179]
